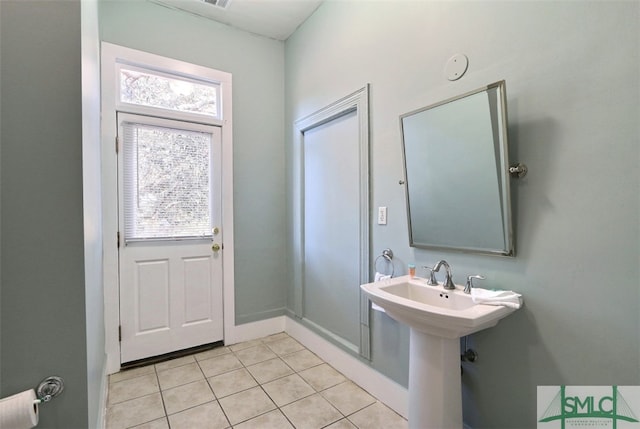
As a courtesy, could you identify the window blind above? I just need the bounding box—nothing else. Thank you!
[122,121,213,242]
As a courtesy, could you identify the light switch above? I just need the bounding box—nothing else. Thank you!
[378,207,387,225]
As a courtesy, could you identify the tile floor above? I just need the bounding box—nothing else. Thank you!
[106,332,408,429]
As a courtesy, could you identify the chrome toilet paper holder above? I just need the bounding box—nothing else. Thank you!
[34,376,64,404]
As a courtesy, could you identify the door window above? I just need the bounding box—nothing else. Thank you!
[122,119,214,242]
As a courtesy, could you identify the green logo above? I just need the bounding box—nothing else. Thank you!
[538,386,639,428]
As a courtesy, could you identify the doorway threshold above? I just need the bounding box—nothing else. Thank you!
[120,340,225,370]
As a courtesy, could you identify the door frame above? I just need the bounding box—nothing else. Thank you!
[292,86,371,359]
[100,43,235,374]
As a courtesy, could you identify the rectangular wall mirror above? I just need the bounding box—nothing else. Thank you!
[400,80,514,256]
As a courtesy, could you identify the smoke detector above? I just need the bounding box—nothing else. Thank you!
[202,0,232,10]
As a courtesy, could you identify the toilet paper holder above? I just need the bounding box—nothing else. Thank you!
[34,376,64,404]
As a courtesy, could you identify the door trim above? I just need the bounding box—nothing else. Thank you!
[101,43,235,374]
[292,85,371,359]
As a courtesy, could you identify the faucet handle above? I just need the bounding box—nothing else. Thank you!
[464,275,485,294]
[422,266,439,286]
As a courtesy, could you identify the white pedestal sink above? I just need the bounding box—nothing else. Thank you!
[361,275,521,429]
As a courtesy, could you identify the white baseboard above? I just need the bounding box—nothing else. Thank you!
[285,316,408,418]
[225,315,286,345]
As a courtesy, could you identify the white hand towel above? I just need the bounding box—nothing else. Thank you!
[371,272,392,312]
[471,288,522,309]
[374,272,392,282]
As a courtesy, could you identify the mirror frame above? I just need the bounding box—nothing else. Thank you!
[399,80,514,256]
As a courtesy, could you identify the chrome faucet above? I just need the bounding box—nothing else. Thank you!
[433,260,455,290]
[464,275,485,294]
[422,265,439,285]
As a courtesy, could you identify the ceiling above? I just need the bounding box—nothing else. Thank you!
[149,0,324,41]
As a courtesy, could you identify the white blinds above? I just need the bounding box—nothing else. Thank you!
[122,121,213,242]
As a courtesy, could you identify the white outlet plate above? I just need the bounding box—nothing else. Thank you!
[378,207,387,225]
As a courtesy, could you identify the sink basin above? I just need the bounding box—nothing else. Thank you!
[361,275,521,428]
[361,275,517,338]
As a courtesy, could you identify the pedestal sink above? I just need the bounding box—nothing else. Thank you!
[361,275,521,429]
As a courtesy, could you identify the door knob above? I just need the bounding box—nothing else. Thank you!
[212,243,221,252]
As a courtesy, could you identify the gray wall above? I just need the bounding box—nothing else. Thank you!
[99,0,287,325]
[285,1,639,427]
[0,1,100,427]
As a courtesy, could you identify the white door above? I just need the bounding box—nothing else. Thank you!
[118,113,223,363]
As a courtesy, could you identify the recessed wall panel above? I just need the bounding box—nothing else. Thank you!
[303,110,360,346]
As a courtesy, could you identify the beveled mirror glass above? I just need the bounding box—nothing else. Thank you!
[400,81,513,256]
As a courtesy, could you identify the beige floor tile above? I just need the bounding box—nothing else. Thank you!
[265,337,305,356]
[207,368,257,398]
[109,365,155,384]
[219,387,276,425]
[194,346,231,361]
[229,338,263,351]
[321,381,376,416]
[280,393,343,429]
[155,355,196,372]
[218,386,277,425]
[280,349,323,372]
[298,363,346,391]
[162,380,215,415]
[348,402,408,429]
[262,332,291,344]
[106,393,165,429]
[233,409,294,429]
[234,344,278,366]
[167,401,230,429]
[262,373,315,407]
[324,419,357,429]
[106,334,405,429]
[130,417,169,429]
[246,358,294,384]
[157,362,204,390]
[198,353,243,377]
[108,373,159,405]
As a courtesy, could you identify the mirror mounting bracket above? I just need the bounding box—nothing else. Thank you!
[509,163,528,179]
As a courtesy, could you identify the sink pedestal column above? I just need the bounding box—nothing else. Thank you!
[408,328,462,429]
